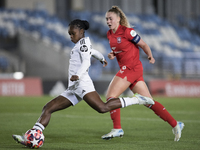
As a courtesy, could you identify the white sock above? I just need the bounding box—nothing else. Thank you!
[33,122,45,132]
[119,97,139,108]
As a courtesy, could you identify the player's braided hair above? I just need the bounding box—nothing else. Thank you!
[69,19,89,30]
[107,6,130,28]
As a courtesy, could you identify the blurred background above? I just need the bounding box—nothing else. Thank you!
[0,0,200,97]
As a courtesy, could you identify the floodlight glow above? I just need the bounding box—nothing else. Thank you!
[13,72,24,80]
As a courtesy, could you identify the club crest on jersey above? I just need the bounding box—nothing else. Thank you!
[80,45,88,52]
[117,37,121,43]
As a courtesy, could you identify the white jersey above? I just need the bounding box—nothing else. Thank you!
[61,37,105,105]
[68,37,92,87]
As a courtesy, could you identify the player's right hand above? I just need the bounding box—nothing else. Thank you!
[108,52,115,60]
[148,56,155,64]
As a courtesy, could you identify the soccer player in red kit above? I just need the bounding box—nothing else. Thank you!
[101,6,184,141]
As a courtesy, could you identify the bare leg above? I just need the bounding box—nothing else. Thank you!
[37,96,73,127]
[83,91,122,113]
[131,80,152,99]
[106,76,131,99]
[106,76,131,129]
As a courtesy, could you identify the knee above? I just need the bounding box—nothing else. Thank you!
[42,102,51,113]
[42,104,46,111]
[97,108,107,114]
[41,104,48,114]
[96,105,109,114]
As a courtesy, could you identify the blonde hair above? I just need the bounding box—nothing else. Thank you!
[107,6,130,28]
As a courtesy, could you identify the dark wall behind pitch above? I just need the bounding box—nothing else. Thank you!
[42,80,131,96]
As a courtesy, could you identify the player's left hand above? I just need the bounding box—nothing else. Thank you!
[148,56,155,64]
[100,59,108,67]
[70,75,79,81]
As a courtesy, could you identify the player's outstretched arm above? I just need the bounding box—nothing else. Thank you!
[92,49,107,67]
[137,39,155,64]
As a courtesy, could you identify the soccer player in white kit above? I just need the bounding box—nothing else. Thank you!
[12,19,155,147]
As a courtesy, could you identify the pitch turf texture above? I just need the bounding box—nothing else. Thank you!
[0,96,200,150]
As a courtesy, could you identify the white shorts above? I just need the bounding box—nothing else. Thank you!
[60,79,95,106]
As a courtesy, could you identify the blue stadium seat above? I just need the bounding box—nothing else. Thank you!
[0,57,9,71]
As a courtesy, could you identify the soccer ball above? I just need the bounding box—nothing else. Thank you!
[24,129,45,149]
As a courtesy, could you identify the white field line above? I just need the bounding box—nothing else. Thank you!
[64,114,200,123]
[1,112,200,123]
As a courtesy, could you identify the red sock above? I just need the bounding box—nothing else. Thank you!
[107,97,121,129]
[147,101,177,128]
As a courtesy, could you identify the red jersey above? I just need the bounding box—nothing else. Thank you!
[107,25,142,69]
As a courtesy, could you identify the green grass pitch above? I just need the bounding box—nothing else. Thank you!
[0,96,200,150]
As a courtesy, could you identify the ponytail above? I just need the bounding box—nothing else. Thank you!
[107,6,130,28]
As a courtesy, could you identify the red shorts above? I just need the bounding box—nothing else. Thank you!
[116,65,144,90]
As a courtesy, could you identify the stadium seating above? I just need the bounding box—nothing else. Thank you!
[0,8,200,79]
[0,56,9,72]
